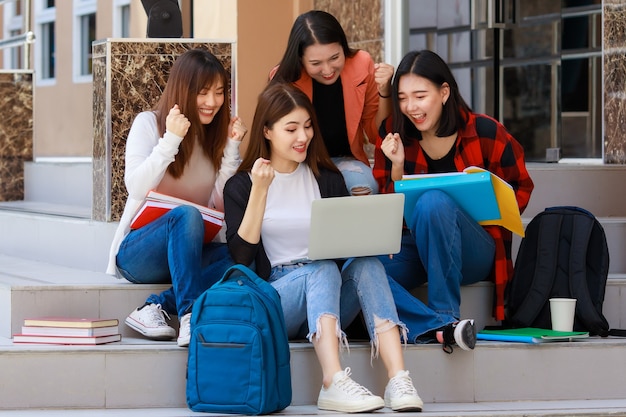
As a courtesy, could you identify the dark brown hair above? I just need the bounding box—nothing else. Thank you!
[154,48,230,178]
[239,83,338,177]
[271,10,357,84]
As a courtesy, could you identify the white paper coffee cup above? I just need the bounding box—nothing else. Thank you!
[549,298,577,332]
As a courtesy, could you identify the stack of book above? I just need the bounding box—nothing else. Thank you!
[13,317,122,345]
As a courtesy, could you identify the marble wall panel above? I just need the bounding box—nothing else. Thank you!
[92,40,233,221]
[0,71,33,201]
[314,0,384,63]
[603,1,626,164]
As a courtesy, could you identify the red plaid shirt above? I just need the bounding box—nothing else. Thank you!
[373,111,534,321]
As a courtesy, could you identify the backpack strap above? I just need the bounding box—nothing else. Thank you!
[566,210,610,336]
[608,328,626,337]
[510,212,562,326]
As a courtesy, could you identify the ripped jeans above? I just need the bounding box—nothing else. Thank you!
[332,157,379,195]
[268,257,404,353]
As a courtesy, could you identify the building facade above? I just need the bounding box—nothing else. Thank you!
[0,0,624,163]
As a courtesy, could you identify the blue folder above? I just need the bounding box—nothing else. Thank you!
[394,171,501,223]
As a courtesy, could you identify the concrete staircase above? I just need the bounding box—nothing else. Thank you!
[1,160,626,415]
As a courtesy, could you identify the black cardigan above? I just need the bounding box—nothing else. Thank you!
[223,167,348,279]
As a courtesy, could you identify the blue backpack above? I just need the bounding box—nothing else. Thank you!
[186,264,292,414]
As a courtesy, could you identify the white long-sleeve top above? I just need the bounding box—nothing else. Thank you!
[106,111,241,275]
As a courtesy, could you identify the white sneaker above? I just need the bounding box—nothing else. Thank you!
[125,303,176,340]
[384,370,423,412]
[177,313,191,347]
[317,367,385,413]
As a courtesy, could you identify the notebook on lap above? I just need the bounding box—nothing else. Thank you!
[307,193,405,260]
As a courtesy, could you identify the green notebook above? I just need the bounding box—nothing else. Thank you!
[477,327,589,343]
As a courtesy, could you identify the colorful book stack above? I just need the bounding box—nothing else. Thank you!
[13,317,121,345]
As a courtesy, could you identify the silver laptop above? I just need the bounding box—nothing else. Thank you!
[307,193,405,260]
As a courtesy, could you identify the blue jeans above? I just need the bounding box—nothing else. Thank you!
[116,205,235,317]
[379,190,495,342]
[268,257,403,349]
[332,157,379,195]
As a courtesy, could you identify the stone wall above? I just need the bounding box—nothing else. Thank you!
[314,0,384,63]
[0,71,33,201]
[91,40,233,221]
[604,0,626,164]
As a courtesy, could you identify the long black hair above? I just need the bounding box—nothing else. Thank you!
[271,10,357,84]
[391,50,472,144]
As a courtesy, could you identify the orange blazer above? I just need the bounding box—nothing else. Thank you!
[271,50,380,166]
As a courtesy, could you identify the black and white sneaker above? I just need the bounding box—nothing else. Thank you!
[440,319,476,354]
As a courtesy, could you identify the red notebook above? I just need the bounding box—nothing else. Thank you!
[131,191,224,243]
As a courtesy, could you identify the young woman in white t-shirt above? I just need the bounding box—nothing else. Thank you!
[223,83,423,414]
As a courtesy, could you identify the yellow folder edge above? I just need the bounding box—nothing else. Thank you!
[464,167,525,237]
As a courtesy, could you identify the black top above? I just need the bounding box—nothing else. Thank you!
[424,143,457,173]
[223,167,349,279]
[312,78,351,157]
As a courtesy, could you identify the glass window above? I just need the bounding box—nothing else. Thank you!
[35,0,57,82]
[80,13,96,75]
[3,1,25,69]
[73,0,97,81]
[113,0,132,38]
[41,21,55,79]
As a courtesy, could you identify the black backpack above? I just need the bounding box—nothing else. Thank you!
[505,206,611,336]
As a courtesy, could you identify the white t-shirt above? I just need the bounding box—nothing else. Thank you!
[261,163,321,267]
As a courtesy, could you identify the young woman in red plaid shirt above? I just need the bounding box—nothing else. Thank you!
[373,50,534,353]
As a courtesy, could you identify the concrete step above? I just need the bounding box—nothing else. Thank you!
[18,160,626,218]
[1,402,626,416]
[1,162,626,274]
[2,333,626,410]
[24,158,93,207]
[1,162,626,413]
[0,209,116,272]
[0,206,625,275]
[0,255,172,339]
[1,254,625,342]
[523,162,626,218]
[1,254,626,411]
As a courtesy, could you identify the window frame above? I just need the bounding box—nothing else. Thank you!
[34,0,56,84]
[113,0,131,38]
[72,0,97,83]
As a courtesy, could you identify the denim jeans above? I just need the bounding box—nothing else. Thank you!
[116,205,235,317]
[268,257,403,351]
[379,190,495,342]
[332,157,379,195]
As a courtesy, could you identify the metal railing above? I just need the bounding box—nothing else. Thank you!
[0,0,33,70]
